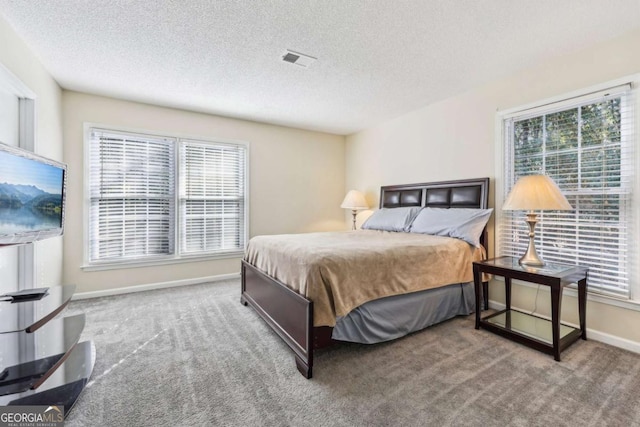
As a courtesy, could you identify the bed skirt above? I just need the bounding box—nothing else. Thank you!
[332,282,474,343]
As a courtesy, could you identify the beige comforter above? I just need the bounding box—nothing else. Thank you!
[244,230,485,327]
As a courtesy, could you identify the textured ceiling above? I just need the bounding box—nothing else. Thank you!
[1,1,639,135]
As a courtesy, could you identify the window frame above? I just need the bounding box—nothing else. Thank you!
[494,75,640,309]
[82,123,249,271]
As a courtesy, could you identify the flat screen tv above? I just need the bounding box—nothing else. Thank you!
[0,142,67,245]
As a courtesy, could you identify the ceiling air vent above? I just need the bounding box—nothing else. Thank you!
[281,50,316,68]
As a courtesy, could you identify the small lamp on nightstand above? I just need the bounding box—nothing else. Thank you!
[341,190,368,230]
[503,174,572,267]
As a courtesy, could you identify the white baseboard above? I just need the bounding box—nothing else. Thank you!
[488,299,640,355]
[72,273,240,300]
[583,328,640,354]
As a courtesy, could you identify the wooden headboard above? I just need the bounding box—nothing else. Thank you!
[379,177,490,248]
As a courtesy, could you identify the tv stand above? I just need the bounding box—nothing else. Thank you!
[0,285,95,418]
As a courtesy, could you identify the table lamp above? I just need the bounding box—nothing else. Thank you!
[341,190,368,230]
[502,175,572,267]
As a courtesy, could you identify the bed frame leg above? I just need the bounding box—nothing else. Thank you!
[240,294,248,306]
[295,356,312,379]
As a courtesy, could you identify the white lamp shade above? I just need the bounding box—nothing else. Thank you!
[503,175,572,211]
[341,190,368,210]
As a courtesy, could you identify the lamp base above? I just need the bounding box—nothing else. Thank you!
[518,249,544,267]
[518,212,545,267]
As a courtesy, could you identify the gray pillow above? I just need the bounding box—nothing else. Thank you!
[409,208,493,247]
[361,207,421,232]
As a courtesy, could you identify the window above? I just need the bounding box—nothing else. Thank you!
[499,83,636,298]
[87,128,247,266]
[179,140,246,255]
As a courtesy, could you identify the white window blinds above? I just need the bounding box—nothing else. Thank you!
[88,128,248,266]
[179,140,246,255]
[89,129,175,262]
[501,86,636,298]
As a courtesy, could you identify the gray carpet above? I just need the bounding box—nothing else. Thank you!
[63,280,640,427]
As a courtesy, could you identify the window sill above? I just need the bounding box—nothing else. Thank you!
[82,251,244,271]
[492,276,640,312]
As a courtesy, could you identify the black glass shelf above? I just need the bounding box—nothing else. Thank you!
[0,285,76,333]
[0,279,95,420]
[0,314,85,395]
[0,340,96,417]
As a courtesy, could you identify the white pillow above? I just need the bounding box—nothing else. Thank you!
[361,207,421,232]
[409,207,493,247]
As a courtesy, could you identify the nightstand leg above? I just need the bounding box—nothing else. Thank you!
[550,285,562,361]
[483,281,489,310]
[504,277,512,311]
[474,265,481,329]
[578,278,587,340]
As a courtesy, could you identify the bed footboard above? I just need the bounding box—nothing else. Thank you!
[241,260,315,378]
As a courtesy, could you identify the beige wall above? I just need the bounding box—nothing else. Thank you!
[346,29,640,348]
[0,15,64,287]
[62,91,345,293]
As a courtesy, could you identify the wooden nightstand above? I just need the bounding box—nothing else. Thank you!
[473,256,588,361]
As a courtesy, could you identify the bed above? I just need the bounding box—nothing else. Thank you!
[240,177,490,378]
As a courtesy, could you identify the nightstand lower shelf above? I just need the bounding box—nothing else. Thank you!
[480,309,583,357]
